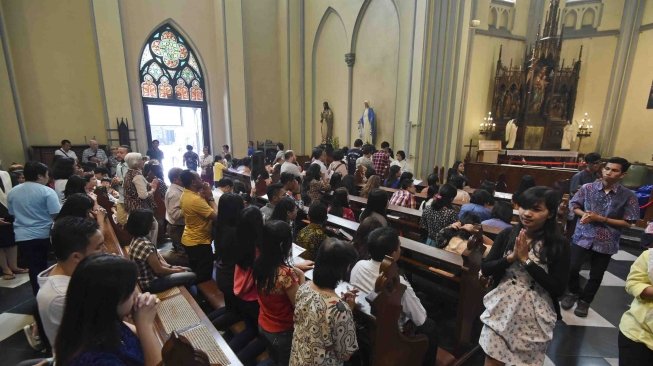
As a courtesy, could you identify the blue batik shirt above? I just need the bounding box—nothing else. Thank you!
[569,181,639,255]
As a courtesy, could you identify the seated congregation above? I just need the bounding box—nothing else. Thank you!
[2,137,651,366]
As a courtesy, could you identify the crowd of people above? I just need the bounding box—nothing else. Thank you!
[0,135,650,365]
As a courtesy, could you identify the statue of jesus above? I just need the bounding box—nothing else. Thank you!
[320,101,334,143]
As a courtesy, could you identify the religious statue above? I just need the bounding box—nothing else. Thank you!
[357,100,376,145]
[505,119,518,149]
[528,67,548,113]
[320,101,334,143]
[561,120,577,150]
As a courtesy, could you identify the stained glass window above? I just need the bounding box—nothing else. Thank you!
[139,24,204,102]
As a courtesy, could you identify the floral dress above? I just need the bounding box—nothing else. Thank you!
[479,241,557,366]
[289,283,358,366]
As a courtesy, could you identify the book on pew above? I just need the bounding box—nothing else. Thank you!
[292,243,306,258]
[339,229,353,241]
[387,214,400,220]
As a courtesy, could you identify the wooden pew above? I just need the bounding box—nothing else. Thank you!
[154,286,242,366]
[322,212,488,363]
[356,257,429,366]
[97,205,241,366]
[96,189,133,247]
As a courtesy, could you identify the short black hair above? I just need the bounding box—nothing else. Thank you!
[152,139,159,144]
[266,183,284,201]
[58,193,94,218]
[61,139,71,145]
[280,172,296,185]
[94,167,109,175]
[362,144,374,155]
[354,139,363,147]
[308,201,328,224]
[380,141,390,149]
[214,154,223,161]
[312,238,357,289]
[470,189,492,205]
[584,152,601,164]
[23,161,49,181]
[276,142,285,150]
[51,217,100,261]
[396,150,406,160]
[186,145,193,150]
[449,175,464,189]
[311,147,324,160]
[217,178,234,188]
[180,169,196,188]
[491,201,513,224]
[607,156,631,173]
[223,144,230,150]
[333,149,344,161]
[125,209,154,237]
[284,150,294,160]
[399,178,413,190]
[367,227,400,261]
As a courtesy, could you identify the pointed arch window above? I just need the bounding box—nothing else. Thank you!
[139,24,205,102]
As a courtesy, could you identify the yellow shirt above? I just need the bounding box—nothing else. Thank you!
[180,189,214,246]
[619,249,653,351]
[213,162,226,182]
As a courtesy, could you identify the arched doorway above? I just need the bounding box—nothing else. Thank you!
[139,23,208,174]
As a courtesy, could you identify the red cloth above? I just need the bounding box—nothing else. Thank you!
[257,266,299,333]
[234,265,258,302]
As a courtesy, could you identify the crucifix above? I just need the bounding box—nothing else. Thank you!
[464,139,478,163]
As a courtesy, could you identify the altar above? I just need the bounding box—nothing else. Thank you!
[497,149,579,168]
[465,162,577,193]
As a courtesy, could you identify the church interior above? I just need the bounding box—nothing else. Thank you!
[1,0,653,365]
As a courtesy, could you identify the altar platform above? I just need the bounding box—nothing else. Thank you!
[466,162,577,193]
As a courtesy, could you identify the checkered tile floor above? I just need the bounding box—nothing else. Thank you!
[0,248,642,365]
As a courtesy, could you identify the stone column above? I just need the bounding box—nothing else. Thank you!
[416,0,472,179]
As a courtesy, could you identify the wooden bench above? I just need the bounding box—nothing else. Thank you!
[97,206,241,366]
[354,257,429,366]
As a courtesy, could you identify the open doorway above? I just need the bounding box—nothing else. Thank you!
[145,104,206,181]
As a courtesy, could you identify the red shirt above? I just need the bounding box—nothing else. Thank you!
[257,266,299,333]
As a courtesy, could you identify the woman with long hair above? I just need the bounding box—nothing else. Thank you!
[271,197,299,237]
[52,158,76,203]
[251,151,271,197]
[289,239,359,365]
[54,254,161,366]
[57,193,95,219]
[329,187,355,222]
[479,187,570,366]
[302,163,330,205]
[340,174,356,195]
[384,165,402,189]
[254,220,305,365]
[360,175,381,198]
[214,193,245,311]
[231,206,268,365]
[126,209,195,293]
[420,184,459,247]
[351,216,384,260]
[447,160,467,185]
[359,189,388,226]
[63,175,87,201]
[329,172,343,191]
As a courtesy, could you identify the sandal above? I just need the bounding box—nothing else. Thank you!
[10,268,28,274]
[2,273,15,280]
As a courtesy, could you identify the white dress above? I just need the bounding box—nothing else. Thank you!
[479,242,557,366]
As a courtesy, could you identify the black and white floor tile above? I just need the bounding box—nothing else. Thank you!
[0,248,643,365]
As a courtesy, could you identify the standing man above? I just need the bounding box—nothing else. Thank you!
[54,140,78,162]
[347,139,364,175]
[372,141,391,179]
[163,168,187,266]
[146,140,165,165]
[311,147,328,178]
[183,145,199,172]
[112,145,130,225]
[561,157,640,317]
[281,150,302,177]
[570,152,602,194]
[260,183,286,222]
[180,170,217,282]
[8,162,61,295]
[82,139,108,167]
